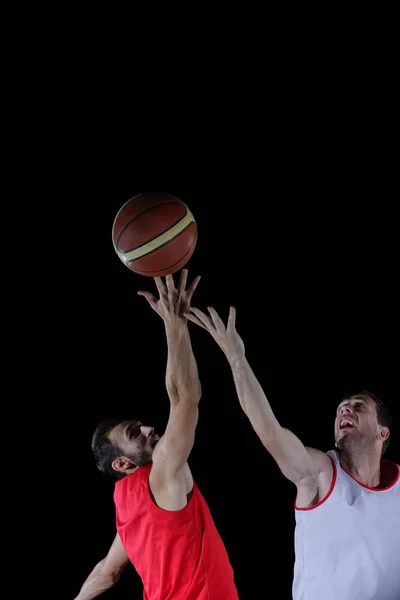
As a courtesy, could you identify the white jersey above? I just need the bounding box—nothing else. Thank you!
[293,450,400,600]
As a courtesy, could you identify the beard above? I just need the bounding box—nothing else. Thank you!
[337,430,377,458]
[129,437,159,467]
[129,449,153,467]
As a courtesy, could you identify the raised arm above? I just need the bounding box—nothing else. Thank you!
[74,533,129,600]
[185,306,332,491]
[137,270,202,483]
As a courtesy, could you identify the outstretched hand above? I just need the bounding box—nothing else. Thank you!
[184,306,245,366]
[137,269,201,329]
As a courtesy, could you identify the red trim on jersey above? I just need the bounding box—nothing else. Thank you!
[339,458,399,491]
[295,455,337,511]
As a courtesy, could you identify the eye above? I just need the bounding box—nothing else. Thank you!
[127,423,141,439]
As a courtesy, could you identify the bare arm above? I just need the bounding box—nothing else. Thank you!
[138,270,202,481]
[160,322,201,474]
[185,306,331,486]
[74,533,129,600]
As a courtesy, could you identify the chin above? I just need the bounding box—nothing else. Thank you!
[140,455,153,467]
[337,432,366,452]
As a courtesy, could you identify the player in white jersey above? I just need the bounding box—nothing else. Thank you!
[184,304,400,600]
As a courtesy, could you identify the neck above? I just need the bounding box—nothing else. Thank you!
[338,448,382,487]
[124,465,139,476]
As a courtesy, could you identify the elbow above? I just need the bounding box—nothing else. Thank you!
[167,380,202,405]
[97,559,120,588]
[99,570,120,588]
[187,380,202,404]
[103,572,120,587]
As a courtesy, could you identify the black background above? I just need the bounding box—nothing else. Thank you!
[63,187,398,600]
[7,18,397,599]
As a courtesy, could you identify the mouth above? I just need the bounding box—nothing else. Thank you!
[339,417,357,431]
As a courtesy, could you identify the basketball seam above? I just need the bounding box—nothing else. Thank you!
[129,227,198,274]
[116,201,185,250]
[128,221,196,264]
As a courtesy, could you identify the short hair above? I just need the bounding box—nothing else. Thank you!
[362,391,392,456]
[91,417,127,480]
[343,391,392,456]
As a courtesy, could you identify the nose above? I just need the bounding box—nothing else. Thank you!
[339,405,352,415]
[140,426,154,437]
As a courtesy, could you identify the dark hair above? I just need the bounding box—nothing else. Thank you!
[361,391,392,457]
[343,391,393,456]
[91,417,128,480]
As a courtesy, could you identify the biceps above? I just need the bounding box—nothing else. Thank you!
[158,404,199,475]
[264,426,322,484]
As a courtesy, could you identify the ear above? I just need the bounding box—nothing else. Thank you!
[379,426,390,443]
[111,456,136,473]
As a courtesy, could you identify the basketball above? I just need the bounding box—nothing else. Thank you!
[112,192,198,277]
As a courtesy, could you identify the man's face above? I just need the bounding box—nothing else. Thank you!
[108,420,160,468]
[334,393,382,452]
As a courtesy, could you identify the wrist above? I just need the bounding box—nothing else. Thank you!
[165,320,188,336]
[228,352,245,370]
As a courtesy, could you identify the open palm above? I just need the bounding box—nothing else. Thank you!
[184,305,245,366]
[138,269,201,328]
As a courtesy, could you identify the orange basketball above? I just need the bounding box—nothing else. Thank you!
[112,192,197,277]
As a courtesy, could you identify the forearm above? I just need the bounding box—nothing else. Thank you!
[74,560,117,600]
[230,355,280,444]
[165,323,202,404]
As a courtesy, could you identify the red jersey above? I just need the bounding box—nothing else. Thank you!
[114,463,239,600]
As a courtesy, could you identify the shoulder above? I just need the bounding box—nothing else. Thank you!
[295,448,335,508]
[150,451,194,494]
[114,466,150,495]
[305,446,336,473]
[379,459,400,488]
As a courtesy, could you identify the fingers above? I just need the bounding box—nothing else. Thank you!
[177,269,200,299]
[186,274,201,301]
[165,274,176,293]
[184,312,209,331]
[206,306,228,334]
[206,306,235,331]
[228,306,236,329]
[188,307,216,331]
[177,269,188,295]
[165,274,179,312]
[137,290,158,310]
[176,270,188,313]
[140,272,233,333]
[153,277,167,300]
